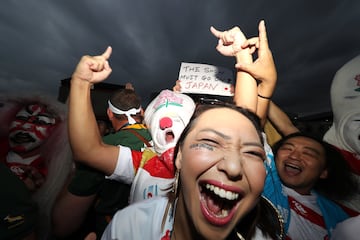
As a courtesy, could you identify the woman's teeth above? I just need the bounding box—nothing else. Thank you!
[205,184,239,201]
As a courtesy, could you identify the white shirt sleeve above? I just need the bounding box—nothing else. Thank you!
[106,145,135,184]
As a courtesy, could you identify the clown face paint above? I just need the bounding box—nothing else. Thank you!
[324,55,360,154]
[8,103,58,153]
[342,113,360,154]
[151,112,189,154]
[144,90,195,154]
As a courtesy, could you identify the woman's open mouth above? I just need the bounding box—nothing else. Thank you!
[199,180,243,226]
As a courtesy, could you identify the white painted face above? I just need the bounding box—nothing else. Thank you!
[150,113,188,153]
[324,55,360,154]
[341,112,360,154]
[144,90,195,154]
[8,103,58,153]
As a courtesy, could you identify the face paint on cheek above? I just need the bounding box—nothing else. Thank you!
[189,143,214,151]
[10,121,53,140]
[9,104,58,152]
[34,125,55,140]
[9,120,25,132]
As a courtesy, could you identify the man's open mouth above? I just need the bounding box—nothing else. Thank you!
[10,132,35,143]
[165,130,175,143]
[284,162,302,175]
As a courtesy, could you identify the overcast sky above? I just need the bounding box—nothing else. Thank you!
[1,0,360,117]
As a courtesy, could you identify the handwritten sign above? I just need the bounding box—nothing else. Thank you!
[178,62,234,96]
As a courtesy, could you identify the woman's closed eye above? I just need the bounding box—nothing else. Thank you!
[244,150,266,161]
[190,139,219,151]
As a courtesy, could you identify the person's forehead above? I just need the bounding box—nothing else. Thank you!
[284,136,324,152]
[18,103,56,118]
[195,108,254,129]
[199,107,242,118]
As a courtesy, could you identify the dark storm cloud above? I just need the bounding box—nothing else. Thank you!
[1,0,360,117]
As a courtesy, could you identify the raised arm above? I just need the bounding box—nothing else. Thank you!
[210,25,257,112]
[268,101,299,136]
[68,47,119,175]
[236,20,277,126]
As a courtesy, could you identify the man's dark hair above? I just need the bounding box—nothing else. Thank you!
[273,132,358,201]
[109,88,142,122]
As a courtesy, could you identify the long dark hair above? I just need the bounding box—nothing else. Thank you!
[164,103,283,239]
[231,196,284,239]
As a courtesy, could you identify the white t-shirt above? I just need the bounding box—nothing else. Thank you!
[101,197,173,240]
[284,186,328,239]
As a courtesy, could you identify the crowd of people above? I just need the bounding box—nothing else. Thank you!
[1,19,359,240]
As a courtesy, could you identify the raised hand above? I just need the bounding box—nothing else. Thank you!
[210,26,247,57]
[235,20,277,90]
[72,46,113,84]
[172,79,182,93]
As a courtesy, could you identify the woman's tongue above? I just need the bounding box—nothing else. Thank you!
[204,194,222,215]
